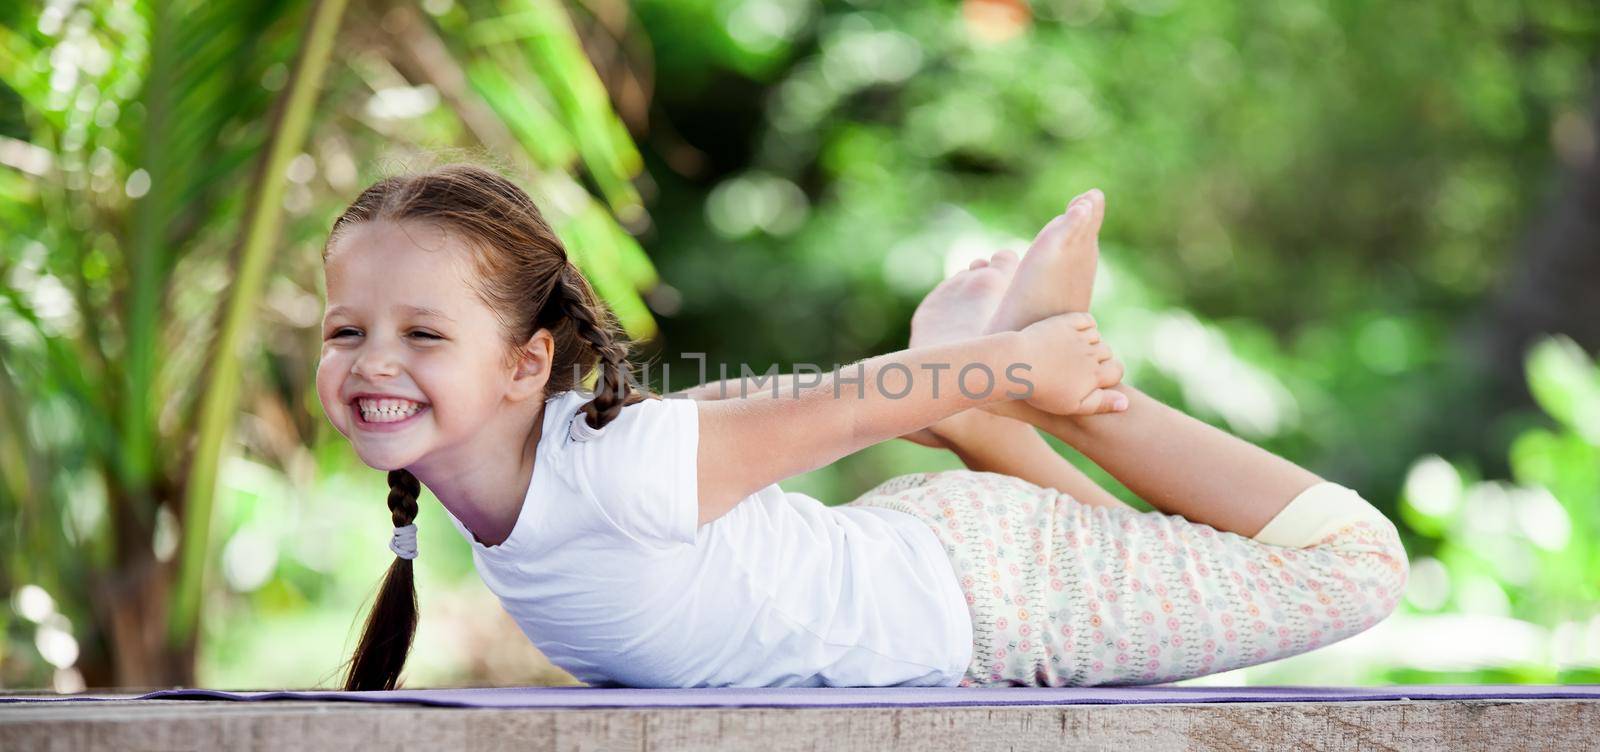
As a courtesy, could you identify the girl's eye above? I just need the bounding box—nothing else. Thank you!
[323,328,439,341]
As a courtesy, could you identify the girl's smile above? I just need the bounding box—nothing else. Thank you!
[349,393,432,431]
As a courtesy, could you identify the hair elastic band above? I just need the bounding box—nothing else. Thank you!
[569,413,604,442]
[390,523,419,560]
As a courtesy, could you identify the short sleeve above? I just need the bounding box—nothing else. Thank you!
[569,396,701,548]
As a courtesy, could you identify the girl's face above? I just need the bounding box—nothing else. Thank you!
[316,219,540,471]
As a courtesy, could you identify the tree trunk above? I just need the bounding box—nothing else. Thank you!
[100,558,194,688]
[78,481,196,689]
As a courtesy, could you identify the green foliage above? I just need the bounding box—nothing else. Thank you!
[1526,336,1600,447]
[1380,336,1600,679]
[3,0,1599,690]
[0,0,654,689]
[638,0,1599,510]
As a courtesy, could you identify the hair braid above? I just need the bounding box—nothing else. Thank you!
[343,469,421,691]
[555,264,646,430]
[386,469,421,528]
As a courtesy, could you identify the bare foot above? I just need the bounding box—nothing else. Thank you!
[910,250,1019,349]
[903,250,1021,448]
[983,189,1104,334]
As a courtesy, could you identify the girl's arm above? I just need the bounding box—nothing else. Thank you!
[667,373,803,401]
[694,314,1122,525]
[677,369,1133,511]
[992,385,1322,537]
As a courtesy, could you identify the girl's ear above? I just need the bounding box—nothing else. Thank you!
[507,328,555,402]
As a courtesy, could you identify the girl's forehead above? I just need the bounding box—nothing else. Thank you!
[324,220,482,309]
[329,219,464,262]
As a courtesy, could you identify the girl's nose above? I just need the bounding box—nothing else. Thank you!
[351,342,402,380]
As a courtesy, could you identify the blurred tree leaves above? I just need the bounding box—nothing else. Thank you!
[633,0,1598,504]
[0,0,657,689]
[1391,336,1599,678]
[2,0,1598,690]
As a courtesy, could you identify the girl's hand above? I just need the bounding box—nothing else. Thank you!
[1014,312,1127,416]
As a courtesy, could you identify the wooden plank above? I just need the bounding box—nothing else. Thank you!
[3,698,1597,751]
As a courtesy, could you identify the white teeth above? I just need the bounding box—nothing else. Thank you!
[356,397,426,424]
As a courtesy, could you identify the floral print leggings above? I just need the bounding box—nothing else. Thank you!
[847,470,1409,687]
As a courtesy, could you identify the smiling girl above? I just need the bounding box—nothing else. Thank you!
[317,164,1407,690]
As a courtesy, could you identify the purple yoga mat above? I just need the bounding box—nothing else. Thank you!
[6,684,1600,708]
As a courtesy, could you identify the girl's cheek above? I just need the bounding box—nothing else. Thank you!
[313,355,347,427]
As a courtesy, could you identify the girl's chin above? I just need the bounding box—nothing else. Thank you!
[357,455,418,473]
[350,442,427,473]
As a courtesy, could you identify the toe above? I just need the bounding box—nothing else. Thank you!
[1084,188,1106,230]
[1068,194,1093,219]
[989,249,1019,269]
[1031,213,1073,250]
[1063,201,1093,240]
[1066,190,1107,240]
[969,258,989,270]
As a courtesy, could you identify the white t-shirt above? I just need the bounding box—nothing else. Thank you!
[443,389,974,687]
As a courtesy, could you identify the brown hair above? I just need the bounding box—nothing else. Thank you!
[326,163,650,691]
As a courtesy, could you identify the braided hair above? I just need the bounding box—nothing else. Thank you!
[551,263,649,429]
[344,470,420,691]
[327,163,653,691]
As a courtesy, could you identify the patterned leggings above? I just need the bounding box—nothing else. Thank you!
[846,470,1409,687]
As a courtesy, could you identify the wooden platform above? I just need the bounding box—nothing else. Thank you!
[4,697,1599,751]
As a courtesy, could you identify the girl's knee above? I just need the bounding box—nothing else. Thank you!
[1365,517,1410,616]
[1257,483,1410,627]
[1260,483,1410,597]
[1314,516,1410,632]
